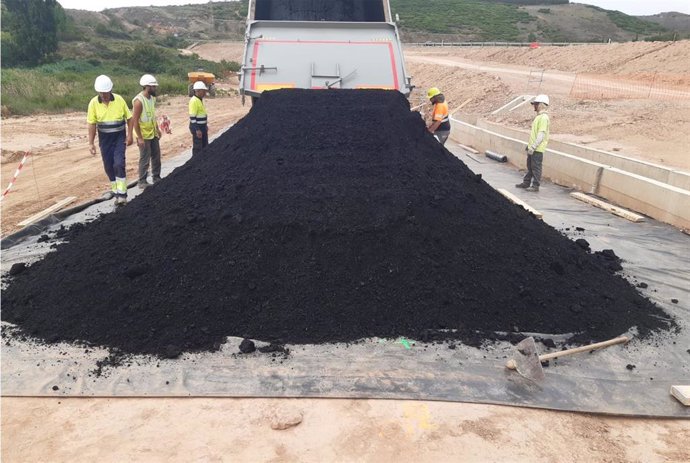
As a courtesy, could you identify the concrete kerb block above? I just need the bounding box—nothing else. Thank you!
[450,117,605,192]
[669,171,690,192]
[597,168,690,229]
[449,116,690,229]
[469,118,690,192]
[543,152,606,193]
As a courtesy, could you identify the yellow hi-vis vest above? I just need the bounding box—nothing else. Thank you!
[529,113,550,153]
[133,93,157,140]
[87,93,131,134]
[189,95,207,129]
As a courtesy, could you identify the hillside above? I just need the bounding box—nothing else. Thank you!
[394,1,669,42]
[67,0,682,44]
[641,12,690,30]
[0,2,241,116]
[639,12,690,39]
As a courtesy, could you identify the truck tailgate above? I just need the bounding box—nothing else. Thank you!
[240,21,410,97]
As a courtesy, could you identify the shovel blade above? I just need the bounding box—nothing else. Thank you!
[511,336,545,382]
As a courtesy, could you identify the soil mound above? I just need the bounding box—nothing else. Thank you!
[1,90,670,356]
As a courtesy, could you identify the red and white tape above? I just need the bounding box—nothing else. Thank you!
[1,152,30,200]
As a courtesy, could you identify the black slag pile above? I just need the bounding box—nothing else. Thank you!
[1,90,671,357]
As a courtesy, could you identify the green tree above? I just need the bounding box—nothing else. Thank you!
[54,2,79,42]
[1,0,61,66]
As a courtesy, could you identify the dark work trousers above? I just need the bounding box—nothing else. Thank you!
[138,137,161,182]
[191,126,209,156]
[523,151,544,187]
[434,130,451,146]
[99,130,126,182]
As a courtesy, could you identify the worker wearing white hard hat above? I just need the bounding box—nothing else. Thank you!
[130,74,162,188]
[189,81,209,156]
[87,75,133,205]
[516,94,550,192]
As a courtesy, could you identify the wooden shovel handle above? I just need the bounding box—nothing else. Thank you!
[539,336,629,362]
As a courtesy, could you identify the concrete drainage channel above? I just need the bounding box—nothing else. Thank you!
[450,116,690,230]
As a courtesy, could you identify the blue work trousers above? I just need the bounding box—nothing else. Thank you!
[99,130,127,181]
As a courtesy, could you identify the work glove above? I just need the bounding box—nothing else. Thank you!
[526,146,534,155]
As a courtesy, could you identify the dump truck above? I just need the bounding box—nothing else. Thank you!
[239,0,413,104]
[188,70,216,97]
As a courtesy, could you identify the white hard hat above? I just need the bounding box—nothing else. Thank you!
[193,81,208,91]
[94,75,113,93]
[532,94,550,106]
[140,74,158,86]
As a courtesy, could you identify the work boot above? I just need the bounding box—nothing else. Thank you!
[526,186,539,192]
[515,182,530,189]
[152,175,162,184]
[115,195,127,206]
[139,179,151,189]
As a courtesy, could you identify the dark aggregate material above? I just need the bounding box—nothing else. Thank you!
[8,263,26,276]
[575,239,590,251]
[593,249,623,272]
[0,90,672,357]
[239,339,256,354]
[254,0,385,22]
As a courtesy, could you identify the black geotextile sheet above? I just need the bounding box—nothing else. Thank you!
[1,143,688,417]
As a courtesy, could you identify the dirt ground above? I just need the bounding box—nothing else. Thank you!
[2,41,689,460]
[405,43,690,170]
[2,397,689,462]
[1,93,249,236]
[406,41,690,75]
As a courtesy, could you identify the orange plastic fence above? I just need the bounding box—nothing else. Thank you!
[569,73,690,101]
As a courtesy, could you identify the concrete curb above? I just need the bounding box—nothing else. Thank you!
[450,117,690,230]
[475,119,690,191]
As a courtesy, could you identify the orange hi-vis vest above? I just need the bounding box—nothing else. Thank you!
[432,101,451,131]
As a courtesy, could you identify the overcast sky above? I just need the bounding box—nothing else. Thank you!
[57,0,690,16]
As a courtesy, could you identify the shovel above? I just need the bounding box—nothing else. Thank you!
[506,335,629,382]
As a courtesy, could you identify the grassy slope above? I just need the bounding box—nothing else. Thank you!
[637,12,690,40]
[391,1,670,42]
[1,7,241,116]
[90,1,675,44]
[640,12,690,32]
[392,0,535,41]
[2,61,188,116]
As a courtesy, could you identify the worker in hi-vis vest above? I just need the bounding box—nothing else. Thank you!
[426,87,451,146]
[189,81,209,156]
[130,74,162,188]
[87,75,133,205]
[516,94,550,193]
